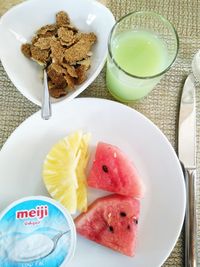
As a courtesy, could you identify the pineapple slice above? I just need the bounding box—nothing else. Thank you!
[43,131,83,214]
[76,133,91,212]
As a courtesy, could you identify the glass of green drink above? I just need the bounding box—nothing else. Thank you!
[106,11,179,102]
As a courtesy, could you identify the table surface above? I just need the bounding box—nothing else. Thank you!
[0,0,199,266]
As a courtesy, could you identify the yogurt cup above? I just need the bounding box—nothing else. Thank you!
[0,196,76,267]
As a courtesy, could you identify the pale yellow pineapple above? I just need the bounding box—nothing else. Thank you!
[43,131,83,214]
[76,133,91,212]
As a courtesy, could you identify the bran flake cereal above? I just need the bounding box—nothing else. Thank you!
[21,11,97,98]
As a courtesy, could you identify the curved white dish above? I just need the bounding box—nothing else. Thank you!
[0,98,185,267]
[0,0,115,106]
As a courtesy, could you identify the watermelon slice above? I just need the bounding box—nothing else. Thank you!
[75,194,140,256]
[87,142,144,198]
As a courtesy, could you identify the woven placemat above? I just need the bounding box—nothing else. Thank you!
[0,0,199,266]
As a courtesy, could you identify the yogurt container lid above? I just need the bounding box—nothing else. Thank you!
[0,196,76,267]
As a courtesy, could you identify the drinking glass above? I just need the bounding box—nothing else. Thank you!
[106,11,179,102]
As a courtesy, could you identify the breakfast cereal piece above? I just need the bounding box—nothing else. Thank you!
[67,24,79,33]
[48,80,67,98]
[75,65,87,84]
[58,27,76,46]
[34,37,52,50]
[41,31,57,38]
[31,35,39,44]
[77,58,91,70]
[59,38,76,48]
[62,62,78,78]
[37,24,57,36]
[56,11,70,26]
[64,33,97,63]
[50,63,67,74]
[30,45,49,64]
[47,63,66,85]
[87,51,93,56]
[50,37,65,64]
[21,43,31,58]
[64,73,75,89]
[50,40,64,64]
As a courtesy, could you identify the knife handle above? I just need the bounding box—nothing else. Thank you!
[185,169,197,267]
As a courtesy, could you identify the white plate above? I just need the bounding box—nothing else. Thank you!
[0,98,185,267]
[0,0,115,106]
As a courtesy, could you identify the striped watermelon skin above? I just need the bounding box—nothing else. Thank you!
[87,142,144,198]
[75,194,140,256]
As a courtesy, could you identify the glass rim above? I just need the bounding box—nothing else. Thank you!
[108,11,179,80]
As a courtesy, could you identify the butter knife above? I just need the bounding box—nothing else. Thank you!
[178,73,197,267]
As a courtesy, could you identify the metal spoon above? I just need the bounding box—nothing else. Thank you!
[41,68,51,120]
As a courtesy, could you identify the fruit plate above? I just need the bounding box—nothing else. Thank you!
[0,98,185,267]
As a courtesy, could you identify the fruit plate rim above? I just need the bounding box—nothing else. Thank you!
[0,97,186,267]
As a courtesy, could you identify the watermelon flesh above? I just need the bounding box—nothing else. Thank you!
[75,194,140,256]
[87,142,144,198]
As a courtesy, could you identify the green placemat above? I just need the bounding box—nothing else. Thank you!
[0,0,199,266]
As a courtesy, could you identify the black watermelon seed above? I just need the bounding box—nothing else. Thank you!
[102,165,108,173]
[120,212,126,217]
[134,219,138,224]
[109,226,114,232]
[127,225,131,230]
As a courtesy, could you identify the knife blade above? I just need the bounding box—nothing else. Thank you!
[178,73,197,267]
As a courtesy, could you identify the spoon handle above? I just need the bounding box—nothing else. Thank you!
[41,69,51,120]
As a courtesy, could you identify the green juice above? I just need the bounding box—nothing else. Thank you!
[106,30,169,101]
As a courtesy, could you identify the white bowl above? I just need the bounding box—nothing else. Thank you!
[0,0,115,106]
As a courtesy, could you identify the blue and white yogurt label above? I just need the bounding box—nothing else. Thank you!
[0,197,76,267]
